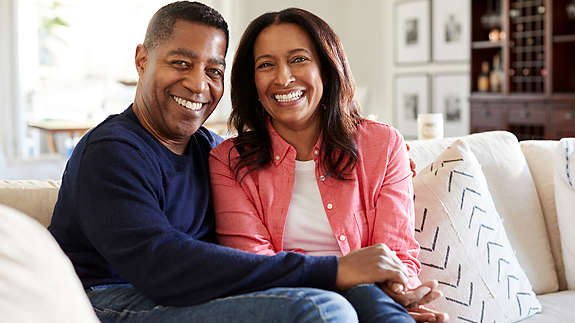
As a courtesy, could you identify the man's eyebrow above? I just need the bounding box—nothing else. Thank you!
[168,48,226,67]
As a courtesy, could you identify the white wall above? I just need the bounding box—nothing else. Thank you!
[0,0,23,158]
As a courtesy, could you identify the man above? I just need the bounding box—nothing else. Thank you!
[49,2,442,322]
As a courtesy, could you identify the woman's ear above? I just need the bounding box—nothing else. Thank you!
[135,44,148,76]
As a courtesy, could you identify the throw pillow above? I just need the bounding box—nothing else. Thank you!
[554,138,575,289]
[414,140,541,322]
[0,204,99,323]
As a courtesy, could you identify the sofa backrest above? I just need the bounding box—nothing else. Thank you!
[0,180,60,227]
[520,140,567,291]
[0,131,564,294]
[407,131,559,294]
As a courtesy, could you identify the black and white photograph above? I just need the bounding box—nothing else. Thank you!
[405,18,419,45]
[394,74,430,138]
[432,0,470,62]
[433,74,470,136]
[395,0,430,64]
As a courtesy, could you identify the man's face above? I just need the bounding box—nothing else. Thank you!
[135,21,226,146]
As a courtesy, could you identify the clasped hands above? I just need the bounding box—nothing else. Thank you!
[337,243,448,322]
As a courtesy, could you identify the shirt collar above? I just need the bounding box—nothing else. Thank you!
[266,118,323,166]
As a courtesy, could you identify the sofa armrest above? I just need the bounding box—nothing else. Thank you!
[0,180,61,227]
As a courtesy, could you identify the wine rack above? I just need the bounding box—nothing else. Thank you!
[470,0,575,140]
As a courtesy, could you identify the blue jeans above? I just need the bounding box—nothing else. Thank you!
[86,284,413,323]
[342,284,415,323]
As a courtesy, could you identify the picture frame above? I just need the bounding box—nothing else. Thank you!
[432,73,470,137]
[394,0,431,65]
[394,74,430,139]
[432,0,471,62]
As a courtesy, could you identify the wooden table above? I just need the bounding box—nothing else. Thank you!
[28,119,97,154]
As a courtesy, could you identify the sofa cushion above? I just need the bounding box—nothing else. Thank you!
[408,131,558,294]
[521,140,566,291]
[0,180,61,227]
[554,138,575,290]
[0,204,99,323]
[414,140,541,322]
[528,291,575,322]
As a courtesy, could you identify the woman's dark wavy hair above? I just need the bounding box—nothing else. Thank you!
[230,8,362,181]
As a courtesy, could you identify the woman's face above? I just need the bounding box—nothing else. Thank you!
[253,23,324,133]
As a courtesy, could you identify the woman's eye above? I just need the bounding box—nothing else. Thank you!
[256,62,272,69]
[292,56,309,63]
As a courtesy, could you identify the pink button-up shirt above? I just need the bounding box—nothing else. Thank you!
[209,119,421,286]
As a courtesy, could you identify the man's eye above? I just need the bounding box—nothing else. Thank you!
[172,61,189,68]
[208,68,223,79]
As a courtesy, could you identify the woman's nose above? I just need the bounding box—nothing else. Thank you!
[275,64,295,87]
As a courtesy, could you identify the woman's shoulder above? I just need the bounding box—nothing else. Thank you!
[209,136,238,159]
[356,119,405,147]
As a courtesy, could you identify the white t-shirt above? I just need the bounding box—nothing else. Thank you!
[282,160,342,256]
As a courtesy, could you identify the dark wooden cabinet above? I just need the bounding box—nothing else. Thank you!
[470,0,575,140]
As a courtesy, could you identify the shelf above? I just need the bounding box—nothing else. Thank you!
[513,45,545,52]
[472,41,504,49]
[512,30,545,38]
[511,15,545,23]
[511,0,544,9]
[553,34,575,43]
[470,92,506,100]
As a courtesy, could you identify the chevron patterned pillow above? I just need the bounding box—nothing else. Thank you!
[414,139,541,322]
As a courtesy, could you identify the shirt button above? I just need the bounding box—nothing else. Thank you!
[339,235,346,241]
[327,203,333,210]
[275,155,280,160]
[319,175,326,181]
[314,149,319,155]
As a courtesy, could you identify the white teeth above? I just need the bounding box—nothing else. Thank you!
[173,96,203,111]
[274,90,303,103]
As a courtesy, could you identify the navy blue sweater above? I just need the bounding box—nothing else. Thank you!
[48,106,337,306]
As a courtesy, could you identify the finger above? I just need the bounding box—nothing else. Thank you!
[418,289,442,305]
[408,311,436,322]
[417,306,449,322]
[401,286,432,308]
[390,282,405,294]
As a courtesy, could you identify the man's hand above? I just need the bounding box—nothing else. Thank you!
[336,243,409,290]
[381,280,449,322]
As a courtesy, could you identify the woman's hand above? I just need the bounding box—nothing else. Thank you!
[380,280,449,322]
[406,143,417,177]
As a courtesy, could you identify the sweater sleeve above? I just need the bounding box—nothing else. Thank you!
[75,140,337,306]
[372,127,421,288]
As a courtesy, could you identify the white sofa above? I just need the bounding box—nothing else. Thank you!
[0,130,573,321]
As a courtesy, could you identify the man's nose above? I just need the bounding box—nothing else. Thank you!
[275,64,295,87]
[182,68,208,93]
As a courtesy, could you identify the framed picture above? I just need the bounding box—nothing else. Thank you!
[394,74,430,139]
[432,0,470,62]
[394,0,431,65]
[432,73,470,137]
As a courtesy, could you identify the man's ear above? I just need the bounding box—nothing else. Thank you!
[135,44,148,76]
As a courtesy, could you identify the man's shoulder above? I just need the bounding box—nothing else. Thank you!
[194,127,224,150]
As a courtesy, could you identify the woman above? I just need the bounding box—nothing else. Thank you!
[209,8,447,322]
